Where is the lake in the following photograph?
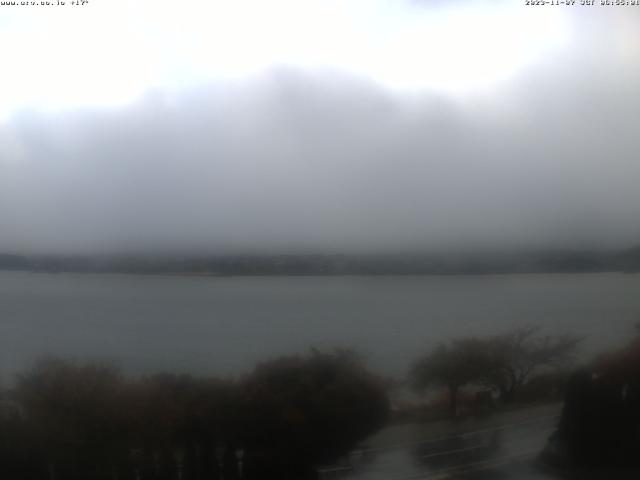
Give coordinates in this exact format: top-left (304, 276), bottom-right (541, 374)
top-left (1, 271), bottom-right (638, 381)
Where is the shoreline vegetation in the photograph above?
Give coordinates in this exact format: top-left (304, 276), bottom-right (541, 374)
top-left (2, 327), bottom-right (639, 478)
top-left (0, 350), bottom-right (390, 480)
top-left (0, 327), bottom-right (582, 479)
top-left (1, 246), bottom-right (640, 276)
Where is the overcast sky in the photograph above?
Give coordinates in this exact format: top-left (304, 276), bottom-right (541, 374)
top-left (0, 0), bottom-right (639, 255)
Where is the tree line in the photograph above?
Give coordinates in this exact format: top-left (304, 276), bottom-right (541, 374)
top-left (410, 325), bottom-right (580, 417)
top-left (2, 247), bottom-right (640, 275)
top-left (0, 350), bottom-right (389, 480)
top-left (0, 326), bottom-right (579, 480)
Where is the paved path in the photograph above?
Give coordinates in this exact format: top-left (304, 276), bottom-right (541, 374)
top-left (319, 404), bottom-right (563, 480)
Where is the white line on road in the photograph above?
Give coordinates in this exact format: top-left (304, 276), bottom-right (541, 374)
top-left (382, 449), bottom-right (539, 480)
top-left (360, 414), bottom-right (559, 454)
top-left (429, 449), bottom-right (539, 479)
top-left (419, 426), bottom-right (555, 460)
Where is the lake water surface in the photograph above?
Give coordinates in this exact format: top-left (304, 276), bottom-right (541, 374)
top-left (1, 271), bottom-right (639, 381)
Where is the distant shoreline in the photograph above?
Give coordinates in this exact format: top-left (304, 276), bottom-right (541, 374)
top-left (2, 270), bottom-right (633, 279)
top-left (1, 248), bottom-right (639, 277)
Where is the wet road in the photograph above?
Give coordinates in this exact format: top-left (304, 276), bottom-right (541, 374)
top-left (318, 404), bottom-right (562, 480)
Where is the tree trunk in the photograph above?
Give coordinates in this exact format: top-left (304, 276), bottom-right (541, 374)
top-left (500, 386), bottom-right (515, 403)
top-left (449, 385), bottom-right (459, 418)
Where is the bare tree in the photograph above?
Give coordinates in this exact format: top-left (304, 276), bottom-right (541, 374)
top-left (483, 326), bottom-right (580, 403)
top-left (410, 338), bottom-right (492, 418)
top-left (411, 327), bottom-right (580, 414)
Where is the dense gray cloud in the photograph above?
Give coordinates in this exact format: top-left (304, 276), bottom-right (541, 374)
top-left (0, 7), bottom-right (639, 255)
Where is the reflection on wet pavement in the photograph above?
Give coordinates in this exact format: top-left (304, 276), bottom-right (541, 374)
top-left (318, 406), bottom-right (560, 480)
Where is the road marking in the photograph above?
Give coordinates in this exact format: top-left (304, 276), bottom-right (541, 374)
top-left (360, 413), bottom-right (559, 454)
top-left (421, 444), bottom-right (489, 459)
top-left (321, 414), bottom-right (558, 478)
top-left (327, 426), bottom-right (556, 478)
top-left (419, 426), bottom-right (555, 460)
top-left (382, 449), bottom-right (539, 480)
top-left (429, 449), bottom-right (539, 479)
